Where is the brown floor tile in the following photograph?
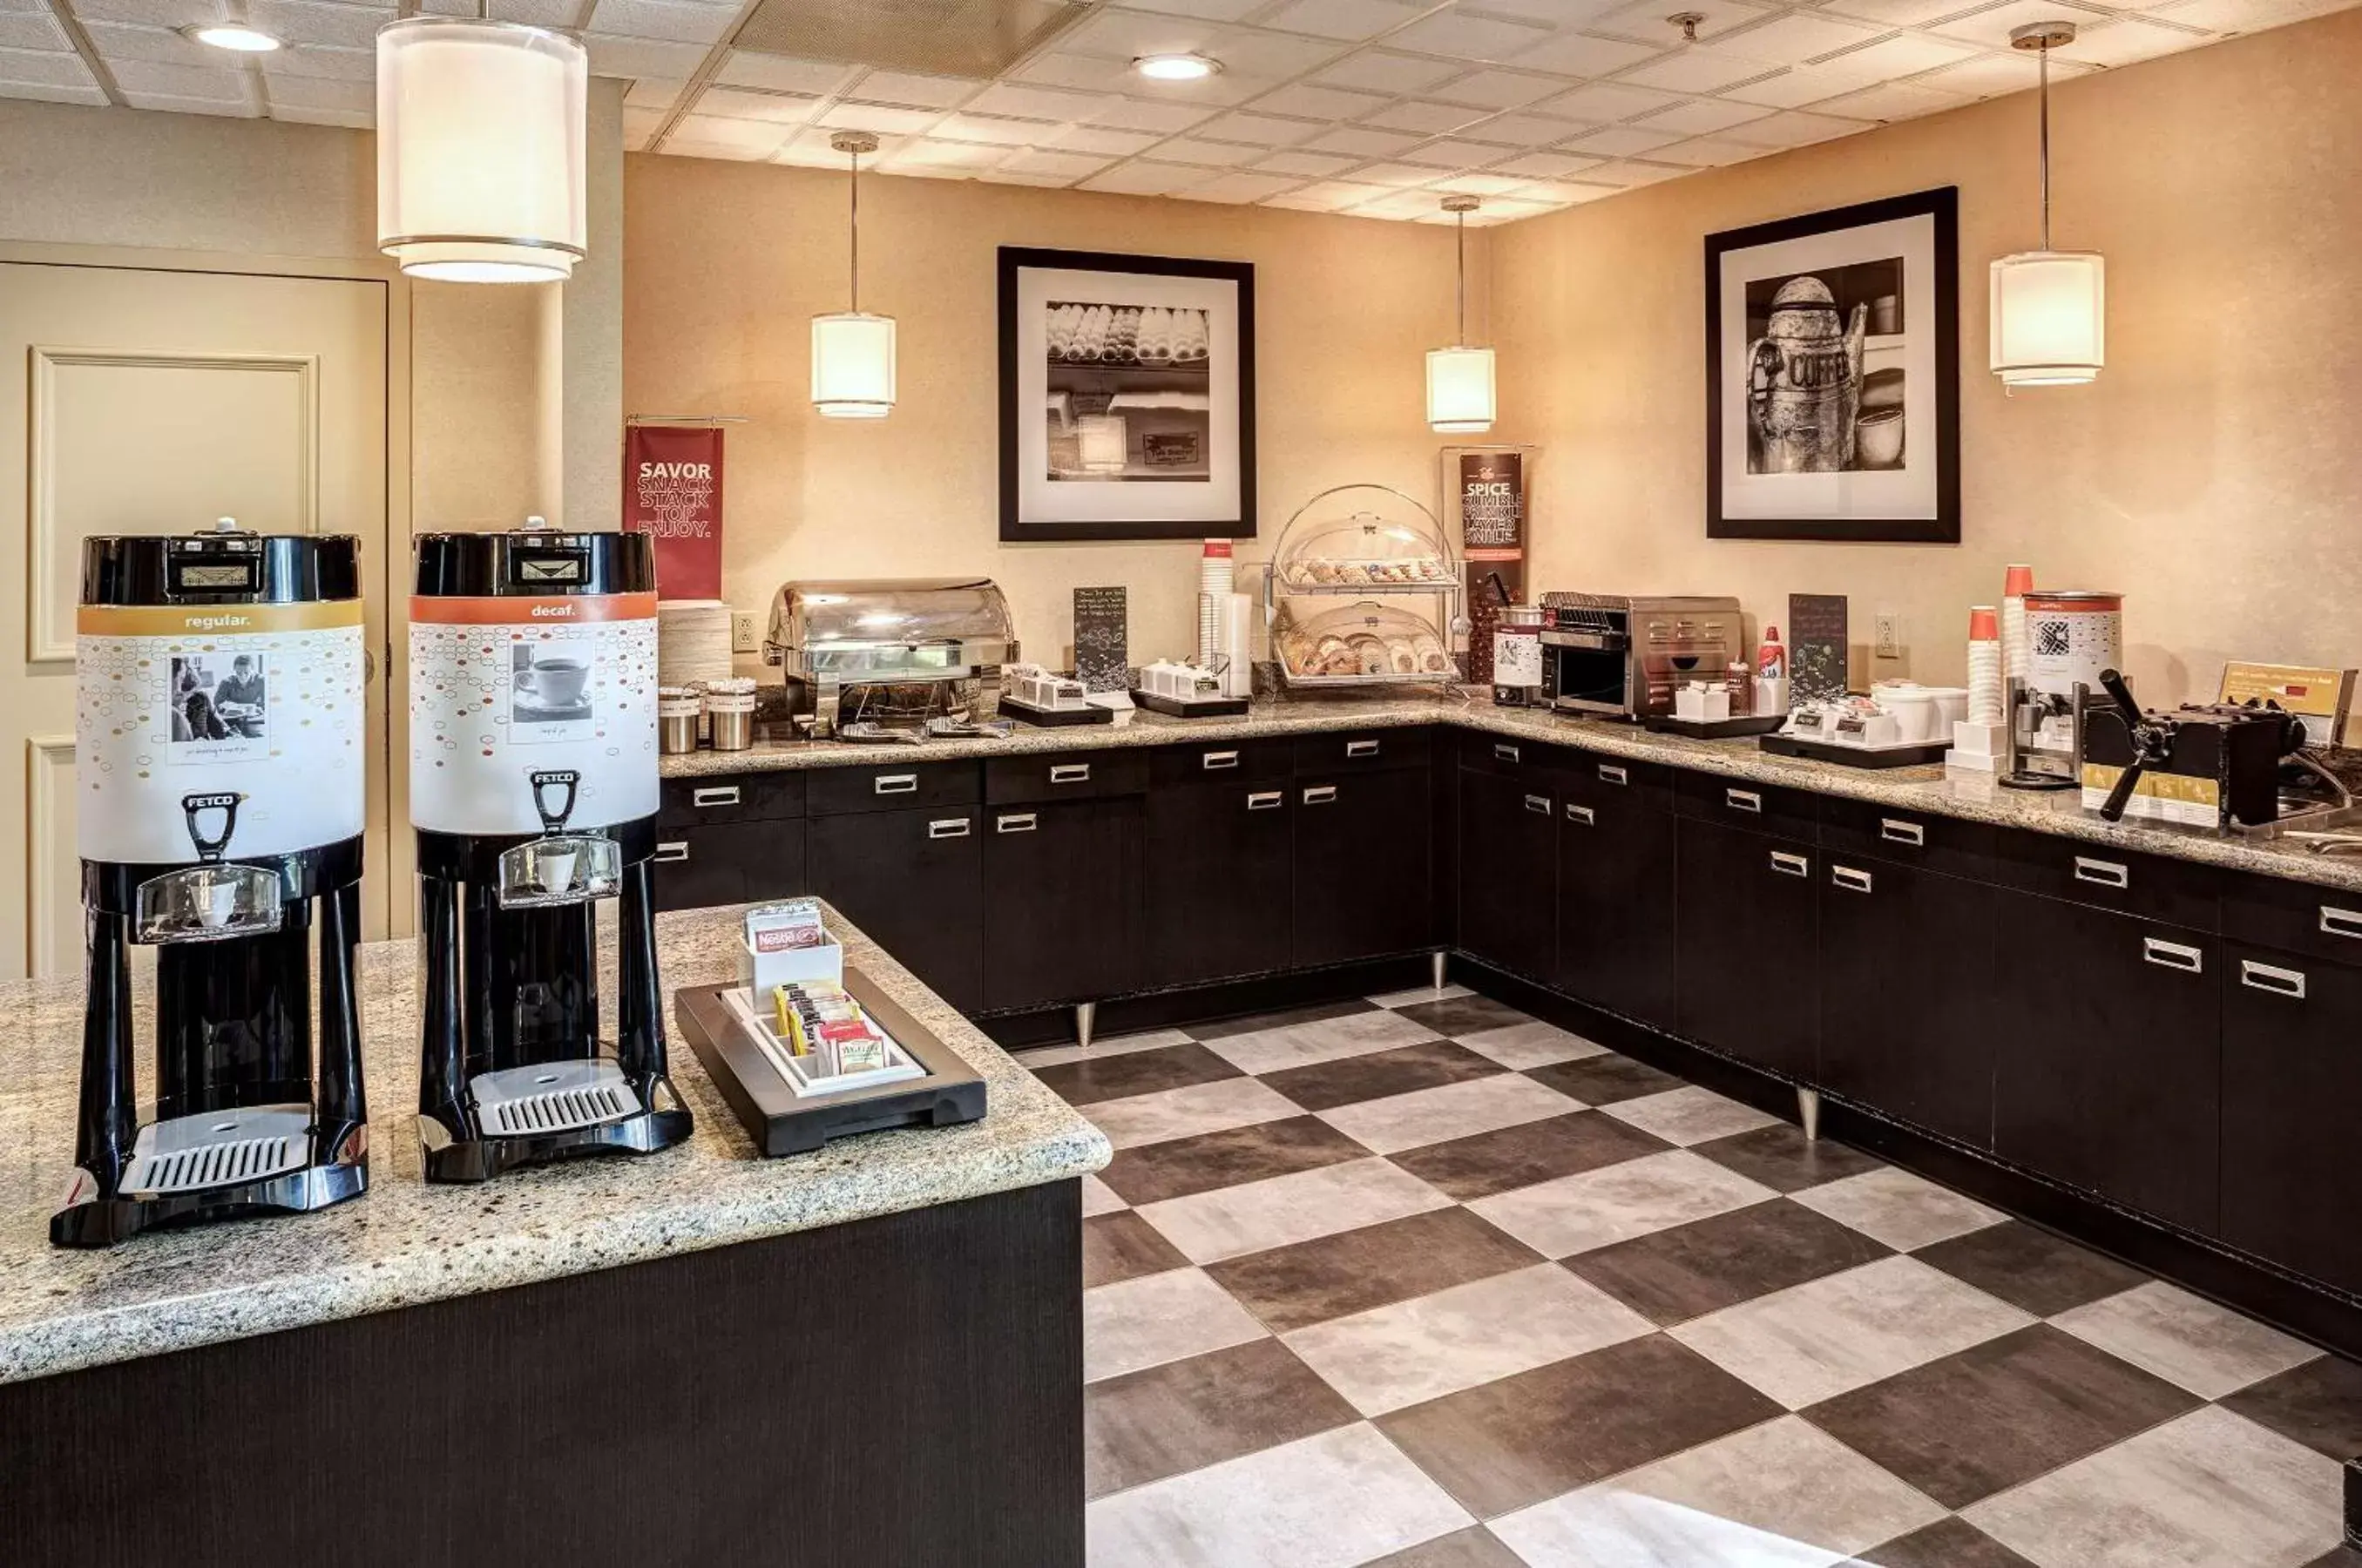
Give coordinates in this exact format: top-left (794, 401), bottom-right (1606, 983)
top-left (1377, 1333), bottom-right (1783, 1517)
top-left (1391, 1111), bottom-right (1673, 1202)
top-left (1913, 1220), bottom-right (2149, 1318)
top-left (1099, 1115), bottom-right (1371, 1206)
top-left (2222, 1355), bottom-right (2362, 1461)
top-left (1032, 1041), bottom-right (1242, 1108)
top-left (1391, 996), bottom-right (1533, 1038)
top-left (1361, 1524), bottom-right (1526, 1567)
top-left (1084, 1337), bottom-right (1357, 1499)
top-left (1566, 1196), bottom-right (1892, 1325)
top-left (1262, 1040), bottom-right (1505, 1112)
top-left (1084, 1211), bottom-right (1190, 1290)
top-left (1524, 1051), bottom-right (1686, 1106)
top-left (1851, 1515), bottom-right (2041, 1568)
top-left (1691, 1122), bottom-right (1884, 1193)
top-left (1206, 1206), bottom-right (1541, 1332)
top-left (2305, 1548), bottom-right (2362, 1568)
top-left (1189, 998), bottom-right (1377, 1041)
top-left (1804, 1322), bottom-right (2200, 1510)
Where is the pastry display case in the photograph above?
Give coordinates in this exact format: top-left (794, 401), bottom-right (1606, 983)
top-left (1266, 484), bottom-right (1463, 689)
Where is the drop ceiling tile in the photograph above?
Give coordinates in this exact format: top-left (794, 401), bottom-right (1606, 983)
top-left (624, 76), bottom-right (682, 108)
top-left (2152, 0), bottom-right (2348, 30)
top-left (1044, 123), bottom-right (1162, 154)
top-left (1716, 10), bottom-right (1888, 62)
top-left (1471, 111), bottom-right (1592, 145)
top-left (1650, 132), bottom-right (1777, 165)
top-left (666, 137), bottom-right (768, 162)
top-left (1911, 50), bottom-right (2092, 96)
top-left (109, 55), bottom-right (250, 101)
top-left (844, 68), bottom-right (986, 109)
top-left (1060, 8), bottom-right (1220, 59)
top-left (71, 0), bottom-right (209, 26)
top-left (1278, 178), bottom-right (1397, 207)
top-left (1465, 194), bottom-right (1553, 220)
top-left (1933, 0), bottom-right (2116, 47)
top-left (583, 35), bottom-right (710, 80)
top-left (487, 0), bottom-right (580, 25)
top-left (1592, 0), bottom-right (1772, 40)
top-left (1252, 146), bottom-right (1364, 174)
top-left (1008, 50), bottom-right (1130, 90)
top-left (1539, 80), bottom-right (1683, 119)
top-left (719, 53), bottom-right (863, 95)
top-left (1583, 155), bottom-right (1690, 182)
top-left (998, 148), bottom-right (1114, 178)
top-left (1205, 26), bottom-right (1350, 75)
top-left (989, 167), bottom-right (1092, 186)
top-left (1360, 98), bottom-right (1491, 132)
top-left (587, 0), bottom-right (733, 45)
top-left (1174, 169), bottom-right (1307, 202)
top-left (1251, 79), bottom-right (1388, 118)
top-left (621, 105), bottom-right (666, 148)
top-left (775, 125), bottom-right (906, 165)
top-left (1310, 48), bottom-right (1464, 91)
top-left (934, 112), bottom-right (1060, 145)
top-left (1557, 119), bottom-right (1686, 153)
top-left (1259, 188), bottom-right (1354, 210)
top-left (1136, 0), bottom-right (1268, 17)
top-left (1637, 95), bottom-right (1771, 133)
top-left (673, 112), bottom-right (794, 153)
top-left (1301, 121), bottom-right (1426, 153)
top-left (262, 43), bottom-right (375, 82)
top-left (698, 86), bottom-right (822, 122)
top-left (76, 20), bottom-right (213, 68)
top-left (1346, 159), bottom-right (1447, 185)
top-left (262, 72), bottom-right (370, 112)
top-left (1738, 106), bottom-right (1877, 143)
top-left (271, 102), bottom-right (371, 127)
top-left (1084, 95), bottom-right (1222, 132)
top-left (818, 99), bottom-right (942, 133)
top-left (1395, 134), bottom-right (1519, 167)
top-left (963, 81), bottom-right (1111, 120)
top-left (1194, 109), bottom-right (1324, 144)
top-left (2055, 15), bottom-right (2213, 62)
top-left (1260, 0), bottom-right (1428, 40)
top-left (1814, 0), bottom-right (1987, 25)
top-left (890, 138), bottom-right (1010, 170)
top-left (1618, 45), bottom-right (1777, 91)
top-left (1517, 30), bottom-right (1664, 75)
top-left (1078, 160), bottom-right (1219, 194)
top-left (1488, 148), bottom-right (1605, 175)
top-left (1810, 78), bottom-right (1970, 118)
top-left (1347, 187), bottom-right (1443, 217)
top-left (1388, 8), bottom-right (1556, 61)
top-left (1151, 134), bottom-right (1269, 165)
top-left (1820, 30), bottom-right (1985, 73)
top-left (1720, 62), bottom-right (1880, 105)
top-left (1509, 176), bottom-right (1622, 199)
top-left (0, 5), bottom-right (61, 44)
top-left (1428, 172), bottom-right (1528, 194)
top-left (1462, 0), bottom-right (1628, 22)
top-left (1428, 68), bottom-right (1570, 108)
top-left (122, 91), bottom-right (257, 116)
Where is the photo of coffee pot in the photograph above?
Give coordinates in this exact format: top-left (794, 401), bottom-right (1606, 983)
top-left (1746, 276), bottom-right (1869, 474)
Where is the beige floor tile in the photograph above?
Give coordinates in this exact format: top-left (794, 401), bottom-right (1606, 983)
top-left (1466, 1149), bottom-right (1777, 1259)
top-left (1369, 982), bottom-right (1476, 1009)
top-left (1455, 1020), bottom-right (1608, 1071)
top-left (1599, 1085), bottom-right (1782, 1148)
top-left (1082, 1173), bottom-right (1127, 1216)
top-left (2051, 1281), bottom-right (2322, 1400)
top-left (1020, 1028), bottom-right (1196, 1070)
top-left (1138, 1156), bottom-right (1453, 1264)
top-left (1085, 1266), bottom-right (1268, 1383)
top-left (1789, 1166), bottom-right (2007, 1252)
top-left (1205, 1010), bottom-right (1445, 1076)
top-left (1316, 1073), bottom-right (1584, 1156)
top-left (1090, 1076), bottom-right (1306, 1151)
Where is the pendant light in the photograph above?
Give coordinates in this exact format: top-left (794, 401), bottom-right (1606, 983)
top-left (1989, 22), bottom-right (2105, 388)
top-left (376, 12), bottom-right (586, 283)
top-left (812, 131), bottom-right (897, 420)
top-left (1426, 195), bottom-right (1496, 435)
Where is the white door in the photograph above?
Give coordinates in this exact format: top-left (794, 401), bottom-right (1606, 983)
top-left (0, 260), bottom-right (395, 978)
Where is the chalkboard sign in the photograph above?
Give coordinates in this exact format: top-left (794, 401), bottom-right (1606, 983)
top-left (1073, 586), bottom-right (1129, 693)
top-left (1789, 593), bottom-right (1849, 708)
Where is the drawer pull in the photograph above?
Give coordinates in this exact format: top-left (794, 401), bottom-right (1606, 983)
top-left (1346, 739), bottom-right (1380, 758)
top-left (1303, 786), bottom-right (1337, 805)
top-left (1770, 850), bottom-right (1809, 878)
top-left (1879, 819), bottom-right (1925, 847)
top-left (653, 841), bottom-right (689, 864)
top-left (1598, 764), bottom-right (1628, 786)
top-left (874, 774), bottom-right (918, 795)
top-left (2142, 936), bottom-right (2203, 974)
top-left (1493, 742), bottom-right (1520, 763)
top-left (1727, 787), bottom-right (1763, 814)
top-left (2241, 959), bottom-right (2306, 999)
top-left (1566, 803), bottom-right (1596, 827)
top-left (997, 813), bottom-right (1037, 835)
top-left (1049, 763), bottom-right (1091, 784)
top-left (927, 817), bottom-right (971, 840)
top-left (2074, 855), bottom-right (2129, 889)
top-left (1201, 750), bottom-right (1239, 770)
top-left (1524, 794), bottom-right (1552, 815)
top-left (1247, 791), bottom-right (1283, 811)
top-left (2321, 905), bottom-right (2362, 941)
top-left (1831, 864), bottom-right (1873, 893)
top-left (691, 786), bottom-right (741, 808)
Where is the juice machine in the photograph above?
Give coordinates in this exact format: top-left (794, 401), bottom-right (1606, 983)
top-left (409, 527), bottom-right (690, 1180)
top-left (56, 525), bottom-right (370, 1246)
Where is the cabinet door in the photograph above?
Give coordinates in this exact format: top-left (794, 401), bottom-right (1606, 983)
top-left (1990, 893), bottom-right (2219, 1232)
top-left (981, 801), bottom-right (1141, 1013)
top-left (809, 806), bottom-right (984, 1013)
top-left (1142, 782), bottom-right (1292, 989)
top-left (1817, 855), bottom-right (1996, 1146)
top-left (2221, 943), bottom-right (2362, 1294)
top-left (1454, 768), bottom-right (1557, 981)
top-left (651, 820), bottom-right (805, 914)
top-left (1296, 768), bottom-right (1433, 969)
top-left (1675, 817), bottom-right (1817, 1080)
top-left (1556, 788), bottom-right (1675, 1029)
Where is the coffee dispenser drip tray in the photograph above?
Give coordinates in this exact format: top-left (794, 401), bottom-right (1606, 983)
top-left (133, 863), bottom-right (283, 944)
top-left (469, 1059), bottom-right (644, 1138)
top-left (120, 1105), bottom-right (311, 1197)
top-left (495, 833), bottom-right (622, 910)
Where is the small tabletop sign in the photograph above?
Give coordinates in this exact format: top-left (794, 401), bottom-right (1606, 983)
top-left (1789, 593), bottom-right (1850, 708)
top-left (1073, 586), bottom-right (1129, 694)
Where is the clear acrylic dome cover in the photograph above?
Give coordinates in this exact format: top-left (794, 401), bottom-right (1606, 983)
top-left (1275, 484), bottom-right (1456, 592)
top-left (1275, 599), bottom-right (1453, 681)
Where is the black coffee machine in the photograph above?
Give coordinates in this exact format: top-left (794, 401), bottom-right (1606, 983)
top-left (409, 528), bottom-right (689, 1181)
top-left (56, 528), bottom-right (370, 1247)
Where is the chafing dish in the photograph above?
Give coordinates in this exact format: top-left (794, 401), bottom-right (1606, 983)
top-left (764, 578), bottom-right (1019, 737)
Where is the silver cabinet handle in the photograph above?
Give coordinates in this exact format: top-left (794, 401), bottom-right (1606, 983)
top-left (1727, 787), bottom-right (1763, 814)
top-left (1201, 750), bottom-right (1239, 770)
top-left (1566, 803), bottom-right (1595, 827)
top-left (2142, 936), bottom-right (2203, 973)
top-left (1303, 786), bottom-right (1337, 805)
top-left (875, 773), bottom-right (917, 795)
top-left (997, 813), bottom-right (1037, 834)
top-left (2321, 906), bottom-right (2362, 941)
top-left (927, 817), bottom-right (970, 839)
top-left (1524, 794), bottom-right (1552, 815)
top-left (654, 841), bottom-right (689, 863)
top-left (1879, 818), bottom-right (1925, 847)
top-left (2074, 855), bottom-right (2129, 889)
top-left (1247, 791), bottom-right (1283, 810)
top-left (1493, 742), bottom-right (1520, 762)
top-left (691, 785), bottom-right (741, 808)
top-left (1770, 850), bottom-right (1809, 877)
top-left (2241, 959), bottom-right (2306, 999)
top-left (1598, 764), bottom-right (1628, 786)
top-left (1831, 864), bottom-right (1873, 893)
top-left (1050, 762), bottom-right (1090, 784)
top-left (1346, 739), bottom-right (1380, 758)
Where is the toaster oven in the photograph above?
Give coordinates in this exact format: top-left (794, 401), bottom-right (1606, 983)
top-left (1538, 593), bottom-right (1743, 719)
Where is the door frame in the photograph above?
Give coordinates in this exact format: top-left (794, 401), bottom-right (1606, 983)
top-left (0, 239), bottom-right (418, 941)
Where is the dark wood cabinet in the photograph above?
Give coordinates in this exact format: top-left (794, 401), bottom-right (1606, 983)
top-left (981, 800), bottom-right (1141, 1013)
top-left (652, 821), bottom-right (806, 914)
top-left (1675, 815), bottom-right (1817, 1081)
top-left (1554, 781), bottom-right (1675, 1030)
top-left (2220, 942), bottom-right (2362, 1294)
top-left (1142, 781), bottom-right (1293, 989)
top-left (1296, 767), bottom-right (1433, 970)
top-left (1816, 854), bottom-right (1996, 1146)
top-left (808, 805), bottom-right (985, 1013)
top-left (1455, 767), bottom-right (1558, 982)
top-left (1990, 891), bottom-right (2220, 1232)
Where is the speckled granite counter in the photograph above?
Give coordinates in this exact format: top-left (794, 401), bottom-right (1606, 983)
top-left (662, 691), bottom-right (2362, 896)
top-left (0, 902), bottom-right (1109, 1386)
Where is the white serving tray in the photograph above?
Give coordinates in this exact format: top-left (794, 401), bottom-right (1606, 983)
top-left (721, 984), bottom-right (926, 1098)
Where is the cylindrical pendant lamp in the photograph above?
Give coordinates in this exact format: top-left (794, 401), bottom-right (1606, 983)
top-left (1989, 23), bottom-right (2105, 387)
top-left (813, 131), bottom-right (897, 419)
top-left (1426, 195), bottom-right (1496, 434)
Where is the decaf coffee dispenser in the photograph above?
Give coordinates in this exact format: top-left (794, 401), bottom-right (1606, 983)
top-left (409, 527), bottom-right (689, 1181)
top-left (56, 526), bottom-right (370, 1247)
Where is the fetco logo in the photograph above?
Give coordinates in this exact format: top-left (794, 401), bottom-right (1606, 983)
top-left (531, 603), bottom-right (575, 618)
top-left (184, 612), bottom-right (252, 631)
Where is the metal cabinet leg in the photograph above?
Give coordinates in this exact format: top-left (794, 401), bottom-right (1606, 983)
top-left (1431, 950), bottom-right (1448, 990)
top-left (1797, 1087), bottom-right (1822, 1143)
top-left (1074, 1001), bottom-right (1097, 1051)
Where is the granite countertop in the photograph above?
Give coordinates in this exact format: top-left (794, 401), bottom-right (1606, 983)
top-left (0, 902), bottom-right (1110, 1386)
top-left (663, 689), bottom-right (2362, 896)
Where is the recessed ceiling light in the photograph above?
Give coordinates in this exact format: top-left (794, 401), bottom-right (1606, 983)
top-left (180, 22), bottom-right (282, 52)
top-left (1133, 53), bottom-right (1219, 82)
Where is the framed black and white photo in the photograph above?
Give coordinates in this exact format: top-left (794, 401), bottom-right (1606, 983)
top-left (998, 247), bottom-right (1256, 543)
top-left (1706, 188), bottom-right (1959, 544)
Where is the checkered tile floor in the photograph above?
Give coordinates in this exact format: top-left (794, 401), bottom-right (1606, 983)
top-left (1023, 985), bottom-right (2362, 1568)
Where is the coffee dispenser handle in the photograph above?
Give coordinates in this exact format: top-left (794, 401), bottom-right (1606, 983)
top-left (528, 769), bottom-right (581, 834)
top-left (179, 791), bottom-right (244, 862)
top-left (2095, 669), bottom-right (2173, 823)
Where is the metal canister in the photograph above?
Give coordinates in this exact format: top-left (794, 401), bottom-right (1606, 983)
top-left (1492, 605), bottom-right (1546, 706)
top-left (658, 686), bottom-right (700, 754)
top-left (2021, 591), bottom-right (2123, 699)
top-left (705, 677), bottom-right (757, 751)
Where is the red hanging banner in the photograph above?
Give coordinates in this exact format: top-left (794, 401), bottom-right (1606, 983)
top-left (622, 423), bottom-right (725, 599)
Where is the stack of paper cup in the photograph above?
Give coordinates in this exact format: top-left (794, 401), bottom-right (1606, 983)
top-left (1198, 540), bottom-right (1234, 667)
top-left (2000, 564), bottom-right (2034, 694)
top-left (657, 598), bottom-right (735, 690)
top-left (1966, 605), bottom-right (2004, 724)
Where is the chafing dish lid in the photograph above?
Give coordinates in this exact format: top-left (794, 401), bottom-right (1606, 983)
top-left (769, 578), bottom-right (1017, 663)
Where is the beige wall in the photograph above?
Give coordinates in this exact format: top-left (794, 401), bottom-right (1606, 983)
top-left (1493, 10), bottom-right (2362, 726)
top-left (625, 156), bottom-right (1489, 665)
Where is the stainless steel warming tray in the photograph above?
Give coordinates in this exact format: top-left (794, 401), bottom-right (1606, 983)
top-left (764, 578), bottom-right (1019, 735)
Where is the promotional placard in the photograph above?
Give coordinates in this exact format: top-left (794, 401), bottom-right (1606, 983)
top-left (1444, 447), bottom-right (1533, 686)
top-left (1073, 586), bottom-right (1129, 693)
top-left (623, 423), bottom-right (725, 599)
top-left (1788, 592), bottom-right (1851, 708)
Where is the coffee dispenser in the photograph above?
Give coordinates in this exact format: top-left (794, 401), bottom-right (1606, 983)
top-left (56, 526), bottom-right (370, 1247)
top-left (409, 527), bottom-right (689, 1181)
top-left (2002, 590), bottom-right (2123, 790)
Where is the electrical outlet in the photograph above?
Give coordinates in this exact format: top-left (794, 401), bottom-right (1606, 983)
top-left (1873, 612), bottom-right (1902, 660)
top-left (730, 612), bottom-right (757, 654)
